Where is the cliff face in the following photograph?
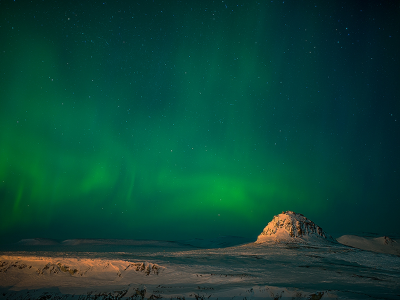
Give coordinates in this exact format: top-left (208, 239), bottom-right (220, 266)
top-left (256, 211), bottom-right (336, 244)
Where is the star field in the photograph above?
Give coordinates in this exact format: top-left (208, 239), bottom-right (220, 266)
top-left (0, 1), bottom-right (399, 242)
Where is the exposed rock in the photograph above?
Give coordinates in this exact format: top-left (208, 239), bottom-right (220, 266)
top-left (256, 211), bottom-right (336, 244)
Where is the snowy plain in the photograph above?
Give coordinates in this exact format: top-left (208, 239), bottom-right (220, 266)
top-left (1, 236), bottom-right (399, 300)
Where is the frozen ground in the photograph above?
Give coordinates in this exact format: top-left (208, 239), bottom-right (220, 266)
top-left (1, 239), bottom-right (399, 300)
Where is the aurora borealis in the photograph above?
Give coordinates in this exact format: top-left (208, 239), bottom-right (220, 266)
top-left (0, 1), bottom-right (399, 243)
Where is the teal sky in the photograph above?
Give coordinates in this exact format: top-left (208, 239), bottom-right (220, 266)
top-left (1, 1), bottom-right (399, 243)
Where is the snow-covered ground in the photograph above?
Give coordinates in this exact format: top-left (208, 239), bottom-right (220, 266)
top-left (1, 212), bottom-right (399, 299)
top-left (1, 240), bottom-right (399, 300)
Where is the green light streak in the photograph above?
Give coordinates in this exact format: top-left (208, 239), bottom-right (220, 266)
top-left (1, 1), bottom-right (397, 241)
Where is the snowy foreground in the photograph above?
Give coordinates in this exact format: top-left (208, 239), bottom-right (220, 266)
top-left (1, 240), bottom-right (399, 300)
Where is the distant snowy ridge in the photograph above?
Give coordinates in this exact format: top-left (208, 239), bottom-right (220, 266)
top-left (17, 238), bottom-right (60, 245)
top-left (15, 237), bottom-right (251, 249)
top-left (15, 238), bottom-right (190, 248)
top-left (337, 235), bottom-right (400, 256)
top-left (61, 239), bottom-right (186, 247)
top-left (256, 211), bottom-right (336, 244)
top-left (179, 236), bottom-right (253, 248)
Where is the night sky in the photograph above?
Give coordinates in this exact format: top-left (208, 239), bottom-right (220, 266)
top-left (0, 1), bottom-right (399, 244)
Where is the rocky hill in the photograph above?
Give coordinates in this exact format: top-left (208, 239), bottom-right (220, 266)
top-left (256, 211), bottom-right (336, 244)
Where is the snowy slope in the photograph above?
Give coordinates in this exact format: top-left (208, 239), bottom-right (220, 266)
top-left (256, 211), bottom-right (336, 244)
top-left (337, 235), bottom-right (400, 256)
top-left (1, 241), bottom-right (399, 300)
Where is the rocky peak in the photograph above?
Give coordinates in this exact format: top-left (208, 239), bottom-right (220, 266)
top-left (256, 211), bottom-right (336, 244)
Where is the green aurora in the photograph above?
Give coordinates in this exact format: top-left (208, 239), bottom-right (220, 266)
top-left (0, 1), bottom-right (399, 242)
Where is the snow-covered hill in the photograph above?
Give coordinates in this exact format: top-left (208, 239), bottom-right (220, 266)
top-left (337, 235), bottom-right (400, 256)
top-left (256, 211), bottom-right (336, 244)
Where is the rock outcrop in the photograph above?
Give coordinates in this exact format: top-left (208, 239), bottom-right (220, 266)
top-left (256, 211), bottom-right (336, 244)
